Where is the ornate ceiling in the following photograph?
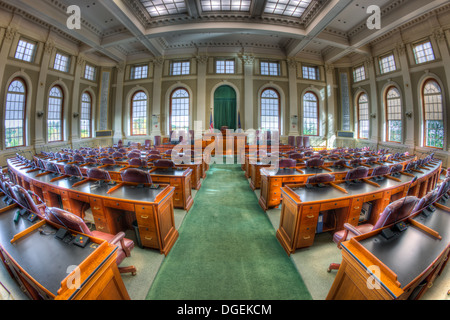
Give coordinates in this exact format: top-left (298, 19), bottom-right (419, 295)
top-left (1, 0), bottom-right (449, 64)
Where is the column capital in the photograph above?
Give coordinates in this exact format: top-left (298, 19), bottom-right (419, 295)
top-left (239, 52), bottom-right (255, 65)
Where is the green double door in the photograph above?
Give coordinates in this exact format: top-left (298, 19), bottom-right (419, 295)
top-left (214, 85), bottom-right (237, 130)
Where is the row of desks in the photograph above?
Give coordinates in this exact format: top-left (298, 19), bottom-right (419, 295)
top-left (0, 200), bottom-right (130, 300)
top-left (327, 193), bottom-right (450, 300)
top-left (276, 158), bottom-right (441, 254)
top-left (8, 158), bottom-right (179, 255)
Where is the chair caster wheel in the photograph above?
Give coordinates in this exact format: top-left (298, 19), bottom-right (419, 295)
top-left (132, 271), bottom-right (137, 276)
top-left (327, 268), bottom-right (331, 273)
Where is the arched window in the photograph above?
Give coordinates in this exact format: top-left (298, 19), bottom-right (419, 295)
top-left (385, 87), bottom-right (402, 143)
top-left (170, 88), bottom-right (190, 132)
top-left (422, 79), bottom-right (444, 148)
top-left (303, 92), bottom-right (319, 136)
top-left (48, 86), bottom-right (63, 142)
top-left (357, 93), bottom-right (369, 139)
top-left (260, 88), bottom-right (280, 132)
top-left (80, 92), bottom-right (92, 139)
top-left (131, 91), bottom-right (148, 136)
top-left (5, 79), bottom-right (26, 148)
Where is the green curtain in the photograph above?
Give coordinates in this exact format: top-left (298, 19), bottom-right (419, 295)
top-left (214, 85), bottom-right (237, 130)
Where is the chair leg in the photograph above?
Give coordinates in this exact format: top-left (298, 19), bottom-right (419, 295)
top-left (327, 263), bottom-right (340, 272)
top-left (119, 266), bottom-right (137, 276)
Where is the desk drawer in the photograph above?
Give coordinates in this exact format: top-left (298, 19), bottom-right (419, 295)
top-left (103, 199), bottom-right (135, 211)
top-left (139, 227), bottom-right (159, 249)
top-left (320, 200), bottom-right (350, 211)
top-left (391, 186), bottom-right (405, 195)
top-left (364, 193), bottom-right (382, 202)
top-left (170, 178), bottom-right (183, 191)
top-left (173, 192), bottom-right (184, 207)
top-left (69, 192), bottom-right (89, 203)
top-left (93, 216), bottom-right (109, 233)
top-left (46, 185), bottom-right (61, 195)
top-left (151, 176), bottom-right (170, 184)
top-left (297, 227), bottom-right (315, 248)
top-left (90, 198), bottom-right (105, 217)
top-left (135, 205), bottom-right (155, 228)
top-left (283, 176), bottom-right (306, 184)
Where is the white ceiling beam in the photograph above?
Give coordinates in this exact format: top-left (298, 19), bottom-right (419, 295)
top-left (286, 0), bottom-right (354, 57)
top-left (324, 0), bottom-right (449, 63)
top-left (3, 0), bottom-right (126, 62)
top-left (97, 0), bottom-right (163, 57)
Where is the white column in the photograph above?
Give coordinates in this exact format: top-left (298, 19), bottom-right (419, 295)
top-left (113, 62), bottom-right (125, 142)
top-left (287, 58), bottom-right (299, 137)
top-left (196, 55), bottom-right (208, 133)
top-left (151, 57), bottom-right (163, 137)
top-left (0, 27), bottom-right (15, 150)
top-left (70, 55), bottom-right (84, 141)
top-left (396, 44), bottom-right (415, 147)
top-left (325, 64), bottom-right (337, 148)
top-left (366, 58), bottom-right (380, 143)
top-left (435, 29), bottom-right (450, 152)
top-left (241, 53), bottom-right (254, 130)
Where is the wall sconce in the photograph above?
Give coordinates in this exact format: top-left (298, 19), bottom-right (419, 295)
top-left (37, 111), bottom-right (44, 118)
top-left (73, 112), bottom-right (79, 118)
top-left (405, 111), bottom-right (413, 118)
top-left (370, 113), bottom-right (376, 119)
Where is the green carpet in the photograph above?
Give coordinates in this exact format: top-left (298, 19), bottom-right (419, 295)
top-left (146, 164), bottom-right (312, 300)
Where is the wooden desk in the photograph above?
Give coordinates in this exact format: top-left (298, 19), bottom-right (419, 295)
top-left (276, 160), bottom-right (442, 254)
top-left (0, 203), bottom-right (129, 300)
top-left (259, 157), bottom-right (417, 211)
top-left (326, 198), bottom-right (450, 300)
top-left (37, 156), bottom-right (194, 212)
top-left (8, 159), bottom-right (179, 255)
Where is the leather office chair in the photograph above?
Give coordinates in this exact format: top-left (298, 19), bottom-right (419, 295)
top-left (112, 152), bottom-right (124, 159)
top-left (413, 190), bottom-right (438, 213)
top-left (118, 148), bottom-right (127, 154)
top-left (303, 136), bottom-right (311, 149)
top-left (153, 159), bottom-right (175, 169)
top-left (72, 154), bottom-right (85, 163)
top-left (345, 167), bottom-right (369, 182)
top-left (45, 161), bottom-right (60, 173)
top-left (350, 159), bottom-right (362, 167)
top-left (279, 159), bottom-right (297, 169)
top-left (289, 153), bottom-right (304, 161)
top-left (144, 140), bottom-right (151, 150)
top-left (120, 168), bottom-right (152, 184)
top-left (305, 158), bottom-right (324, 169)
top-left (87, 168), bottom-right (111, 181)
top-left (306, 173), bottom-right (335, 185)
top-left (296, 136), bottom-right (304, 150)
top-left (390, 163), bottom-right (404, 177)
top-left (147, 154), bottom-right (162, 162)
top-left (16, 186), bottom-right (47, 218)
top-left (46, 207), bottom-right (136, 275)
top-left (328, 196), bottom-right (419, 272)
top-left (101, 157), bottom-right (116, 165)
top-left (63, 164), bottom-right (84, 178)
top-left (127, 152), bottom-right (141, 159)
top-left (128, 158), bottom-right (147, 167)
top-left (117, 140), bottom-right (123, 148)
top-left (153, 135), bottom-right (161, 147)
top-left (333, 160), bottom-right (348, 169)
top-left (148, 150), bottom-right (160, 155)
top-left (371, 165), bottom-right (390, 178)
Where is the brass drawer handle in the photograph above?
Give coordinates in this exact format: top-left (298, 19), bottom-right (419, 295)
top-left (144, 236), bottom-right (153, 241)
top-left (140, 215), bottom-right (149, 219)
top-left (175, 198), bottom-right (180, 201)
top-left (97, 226), bottom-right (104, 230)
top-left (93, 207), bottom-right (100, 210)
top-left (303, 236), bottom-right (311, 240)
top-left (354, 207), bottom-right (360, 210)
top-left (306, 215), bottom-right (314, 219)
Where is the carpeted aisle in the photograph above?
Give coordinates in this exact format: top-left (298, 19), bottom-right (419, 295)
top-left (146, 163), bottom-right (312, 300)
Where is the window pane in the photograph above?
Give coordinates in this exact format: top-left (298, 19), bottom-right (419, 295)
top-left (15, 40), bottom-right (36, 62)
top-left (54, 53), bottom-right (70, 72)
top-left (386, 88), bottom-right (402, 142)
top-left (84, 65), bottom-right (96, 81)
top-left (171, 61), bottom-right (190, 75)
top-left (413, 41), bottom-right (435, 64)
top-left (80, 93), bottom-right (92, 138)
top-left (131, 91), bottom-right (147, 135)
top-left (302, 66), bottom-right (319, 80)
top-left (358, 94), bottom-right (369, 139)
top-left (379, 54), bottom-right (396, 74)
top-left (5, 80), bottom-right (26, 147)
top-left (171, 89), bottom-right (190, 132)
top-left (261, 89), bottom-right (279, 131)
top-left (303, 92), bottom-right (318, 136)
top-left (261, 61), bottom-right (280, 76)
top-left (264, 0), bottom-right (313, 17)
top-left (48, 86), bottom-right (63, 142)
top-left (423, 80), bottom-right (444, 148)
top-left (353, 65), bottom-right (366, 82)
top-left (216, 59), bottom-right (235, 74)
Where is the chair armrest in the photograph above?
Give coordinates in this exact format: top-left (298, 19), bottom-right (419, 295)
top-left (109, 231), bottom-right (125, 246)
top-left (343, 223), bottom-right (363, 236)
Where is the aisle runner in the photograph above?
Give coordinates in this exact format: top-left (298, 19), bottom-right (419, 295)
top-left (146, 164), bottom-right (312, 300)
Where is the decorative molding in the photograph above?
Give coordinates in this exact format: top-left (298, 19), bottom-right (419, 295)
top-left (4, 26), bottom-right (17, 41)
top-left (238, 53), bottom-right (255, 65)
top-left (44, 40), bottom-right (55, 55)
top-left (152, 56), bottom-right (165, 67)
top-left (195, 55), bottom-right (208, 65)
top-left (286, 58), bottom-right (297, 68)
top-left (432, 27), bottom-right (446, 43)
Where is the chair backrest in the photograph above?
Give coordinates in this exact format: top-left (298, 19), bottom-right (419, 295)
top-left (153, 159), bottom-right (175, 168)
top-left (129, 158), bottom-right (147, 167)
top-left (117, 140), bottom-right (123, 147)
top-left (112, 152), bottom-right (123, 158)
top-left (334, 159), bottom-right (347, 168)
top-left (45, 161), bottom-right (60, 173)
top-left (120, 168), bottom-right (152, 184)
top-left (118, 148), bottom-right (127, 153)
top-left (307, 174), bottom-right (335, 184)
top-left (350, 159), bottom-right (361, 166)
top-left (46, 207), bottom-right (92, 235)
top-left (279, 159), bottom-right (297, 169)
top-left (148, 150), bottom-right (160, 155)
top-left (345, 167), bottom-right (369, 181)
top-left (144, 139), bottom-right (151, 148)
top-left (303, 136), bottom-right (310, 148)
top-left (371, 165), bottom-right (390, 177)
top-left (87, 168), bottom-right (111, 181)
top-left (305, 158), bottom-right (324, 168)
top-left (389, 164), bottom-right (403, 175)
top-left (73, 154), bottom-right (85, 162)
top-left (289, 153), bottom-right (303, 160)
top-left (413, 190), bottom-right (438, 213)
top-left (16, 186), bottom-right (46, 218)
top-left (296, 136), bottom-right (304, 148)
top-left (101, 157), bottom-right (115, 165)
top-left (99, 153), bottom-right (110, 158)
top-left (4, 182), bottom-right (20, 201)
top-left (147, 154), bottom-right (162, 161)
top-left (85, 157), bottom-right (97, 164)
top-left (373, 196), bottom-right (419, 230)
top-left (127, 152), bottom-right (141, 159)
top-left (63, 164), bottom-right (83, 177)
top-left (288, 136), bottom-right (295, 147)
top-left (436, 178), bottom-right (450, 199)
